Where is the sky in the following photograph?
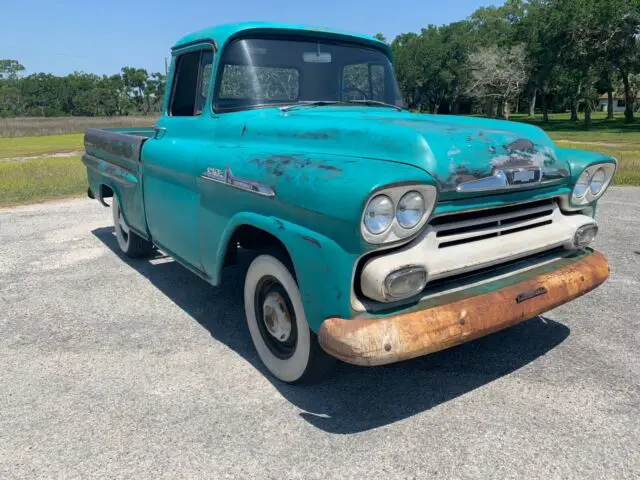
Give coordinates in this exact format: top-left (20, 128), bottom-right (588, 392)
top-left (1, 0), bottom-right (496, 76)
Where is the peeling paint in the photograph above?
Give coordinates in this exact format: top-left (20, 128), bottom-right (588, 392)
top-left (85, 128), bottom-right (142, 161)
top-left (250, 154), bottom-right (342, 179)
top-left (505, 138), bottom-right (536, 153)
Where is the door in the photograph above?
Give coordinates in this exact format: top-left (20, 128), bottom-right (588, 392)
top-left (141, 46), bottom-right (214, 270)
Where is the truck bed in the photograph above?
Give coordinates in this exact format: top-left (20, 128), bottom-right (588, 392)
top-left (84, 127), bottom-right (154, 164)
top-left (82, 127), bottom-right (155, 238)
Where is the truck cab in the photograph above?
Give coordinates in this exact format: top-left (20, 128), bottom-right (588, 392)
top-left (83, 22), bottom-right (614, 383)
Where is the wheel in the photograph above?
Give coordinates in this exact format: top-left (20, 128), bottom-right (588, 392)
top-left (112, 196), bottom-right (153, 258)
top-left (244, 253), bottom-right (335, 383)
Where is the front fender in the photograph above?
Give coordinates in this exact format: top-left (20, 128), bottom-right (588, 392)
top-left (555, 148), bottom-right (617, 211)
top-left (210, 212), bottom-right (357, 332)
top-left (556, 147), bottom-right (617, 183)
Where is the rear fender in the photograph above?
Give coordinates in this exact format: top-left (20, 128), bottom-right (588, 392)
top-left (83, 154), bottom-right (149, 240)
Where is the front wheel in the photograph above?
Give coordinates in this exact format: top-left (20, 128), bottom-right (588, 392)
top-left (112, 196), bottom-right (153, 258)
top-left (244, 253), bottom-right (334, 383)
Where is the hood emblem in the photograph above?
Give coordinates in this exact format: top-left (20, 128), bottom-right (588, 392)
top-left (456, 167), bottom-right (542, 193)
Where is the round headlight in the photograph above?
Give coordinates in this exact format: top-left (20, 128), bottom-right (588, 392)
top-left (573, 169), bottom-right (591, 199)
top-left (396, 191), bottom-right (425, 229)
top-left (364, 195), bottom-right (394, 234)
top-left (589, 168), bottom-right (606, 195)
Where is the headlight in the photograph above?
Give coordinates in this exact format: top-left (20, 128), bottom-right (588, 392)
top-left (573, 170), bottom-right (591, 199)
top-left (396, 191), bottom-right (425, 229)
top-left (589, 168), bottom-right (605, 195)
top-left (571, 162), bottom-right (616, 207)
top-left (363, 195), bottom-right (394, 234)
top-left (361, 184), bottom-right (438, 244)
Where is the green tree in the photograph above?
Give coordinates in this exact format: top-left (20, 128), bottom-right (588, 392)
top-left (373, 33), bottom-right (387, 43)
top-left (0, 59), bottom-right (25, 79)
top-left (121, 67), bottom-right (150, 114)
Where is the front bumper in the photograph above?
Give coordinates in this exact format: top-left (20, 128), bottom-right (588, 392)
top-left (319, 249), bottom-right (609, 366)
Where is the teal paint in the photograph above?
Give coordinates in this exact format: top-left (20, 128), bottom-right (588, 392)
top-left (83, 23), bottom-right (616, 332)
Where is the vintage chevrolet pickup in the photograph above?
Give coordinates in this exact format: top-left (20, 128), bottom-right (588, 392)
top-left (83, 22), bottom-right (615, 383)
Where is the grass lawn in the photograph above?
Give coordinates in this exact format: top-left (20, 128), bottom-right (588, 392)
top-left (510, 112), bottom-right (640, 185)
top-left (0, 156), bottom-right (87, 207)
top-left (0, 134), bottom-right (83, 159)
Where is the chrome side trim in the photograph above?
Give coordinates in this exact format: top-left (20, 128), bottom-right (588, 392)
top-left (200, 166), bottom-right (275, 198)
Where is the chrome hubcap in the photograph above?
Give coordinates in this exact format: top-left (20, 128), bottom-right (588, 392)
top-left (262, 292), bottom-right (292, 342)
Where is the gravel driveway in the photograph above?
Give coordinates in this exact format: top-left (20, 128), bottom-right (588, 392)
top-left (1, 188), bottom-right (638, 479)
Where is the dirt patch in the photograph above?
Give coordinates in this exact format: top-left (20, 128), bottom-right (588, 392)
top-left (555, 140), bottom-right (627, 148)
top-left (0, 150), bottom-right (83, 163)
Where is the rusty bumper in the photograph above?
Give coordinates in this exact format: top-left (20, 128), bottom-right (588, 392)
top-left (318, 250), bottom-right (609, 366)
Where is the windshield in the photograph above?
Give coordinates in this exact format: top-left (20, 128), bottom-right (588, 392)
top-left (213, 37), bottom-right (404, 111)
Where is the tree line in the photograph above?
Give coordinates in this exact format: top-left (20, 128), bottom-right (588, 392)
top-left (378, 0), bottom-right (640, 124)
top-left (2, 0), bottom-right (639, 124)
top-left (0, 60), bottom-right (166, 117)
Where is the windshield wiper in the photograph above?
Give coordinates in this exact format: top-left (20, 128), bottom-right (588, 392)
top-left (280, 99), bottom-right (404, 112)
top-left (280, 101), bottom-right (339, 112)
top-left (344, 99), bottom-right (403, 111)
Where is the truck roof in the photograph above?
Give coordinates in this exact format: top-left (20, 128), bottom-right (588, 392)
top-left (172, 21), bottom-right (391, 57)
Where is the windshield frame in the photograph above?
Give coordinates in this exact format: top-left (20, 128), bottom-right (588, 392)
top-left (211, 34), bottom-right (401, 114)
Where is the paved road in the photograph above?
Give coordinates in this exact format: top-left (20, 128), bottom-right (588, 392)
top-left (1, 188), bottom-right (638, 479)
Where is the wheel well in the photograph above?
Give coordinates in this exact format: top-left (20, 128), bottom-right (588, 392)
top-left (100, 184), bottom-right (114, 199)
top-left (224, 224), bottom-right (295, 276)
top-left (96, 184), bottom-right (114, 207)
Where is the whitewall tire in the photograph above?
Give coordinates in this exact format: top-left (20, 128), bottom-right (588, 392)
top-left (112, 196), bottom-right (153, 258)
top-left (244, 253), bottom-right (334, 383)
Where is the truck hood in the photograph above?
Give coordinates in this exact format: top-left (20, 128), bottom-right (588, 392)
top-left (233, 107), bottom-right (571, 199)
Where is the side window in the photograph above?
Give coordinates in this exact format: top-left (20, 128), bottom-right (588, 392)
top-left (169, 50), bottom-right (214, 116)
top-left (342, 63), bottom-right (385, 101)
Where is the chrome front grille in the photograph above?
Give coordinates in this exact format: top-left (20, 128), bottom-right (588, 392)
top-left (429, 199), bottom-right (556, 249)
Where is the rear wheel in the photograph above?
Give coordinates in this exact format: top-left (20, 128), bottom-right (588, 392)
top-left (112, 196), bottom-right (153, 258)
top-left (244, 253), bottom-right (334, 383)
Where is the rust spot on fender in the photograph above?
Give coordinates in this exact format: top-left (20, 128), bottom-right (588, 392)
top-left (299, 234), bottom-right (321, 249)
top-left (317, 164), bottom-right (340, 172)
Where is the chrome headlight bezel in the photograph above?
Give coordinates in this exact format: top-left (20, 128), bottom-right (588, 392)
top-left (361, 184), bottom-right (438, 244)
top-left (570, 162), bottom-right (616, 207)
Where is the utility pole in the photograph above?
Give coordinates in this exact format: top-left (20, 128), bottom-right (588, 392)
top-left (164, 57), bottom-right (168, 77)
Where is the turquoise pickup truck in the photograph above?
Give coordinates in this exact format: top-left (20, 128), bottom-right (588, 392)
top-left (83, 22), bottom-right (615, 383)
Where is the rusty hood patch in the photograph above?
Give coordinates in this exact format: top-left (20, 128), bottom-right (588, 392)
top-left (232, 108), bottom-right (571, 197)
